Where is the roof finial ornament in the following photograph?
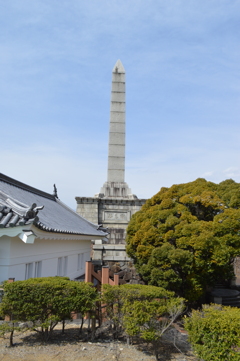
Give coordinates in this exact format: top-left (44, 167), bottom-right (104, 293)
top-left (25, 203), bottom-right (44, 219)
top-left (53, 184), bottom-right (58, 198)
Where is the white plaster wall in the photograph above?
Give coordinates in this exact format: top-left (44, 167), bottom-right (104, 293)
top-left (0, 236), bottom-right (11, 283)
top-left (0, 235), bottom-right (91, 283)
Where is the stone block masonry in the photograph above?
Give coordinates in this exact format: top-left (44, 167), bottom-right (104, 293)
top-left (76, 196), bottom-right (145, 245)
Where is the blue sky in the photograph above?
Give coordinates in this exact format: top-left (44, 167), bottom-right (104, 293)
top-left (1, 1), bottom-right (240, 209)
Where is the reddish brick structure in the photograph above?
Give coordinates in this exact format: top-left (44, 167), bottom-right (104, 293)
top-left (85, 261), bottom-right (119, 286)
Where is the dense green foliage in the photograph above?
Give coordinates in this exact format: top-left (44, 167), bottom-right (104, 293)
top-left (0, 280), bottom-right (183, 354)
top-left (102, 284), bottom-right (184, 359)
top-left (102, 284), bottom-right (173, 335)
top-left (122, 297), bottom-right (184, 341)
top-left (103, 283), bottom-right (174, 304)
top-left (185, 304), bottom-right (240, 361)
top-left (0, 277), bottom-right (98, 341)
top-left (126, 178), bottom-right (240, 302)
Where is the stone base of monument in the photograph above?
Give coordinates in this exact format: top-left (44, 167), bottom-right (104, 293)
top-left (92, 243), bottom-right (130, 262)
top-left (91, 240), bottom-right (144, 285)
top-left (92, 259), bottom-right (144, 285)
top-left (76, 196), bottom-right (146, 245)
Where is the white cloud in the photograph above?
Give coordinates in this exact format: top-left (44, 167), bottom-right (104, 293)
top-left (223, 167), bottom-right (239, 173)
top-left (201, 171), bottom-right (214, 177)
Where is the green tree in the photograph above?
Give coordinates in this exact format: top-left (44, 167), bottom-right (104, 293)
top-left (102, 284), bottom-right (184, 359)
top-left (126, 178), bottom-right (240, 302)
top-left (102, 283), bottom-right (176, 338)
top-left (123, 297), bottom-right (184, 360)
top-left (0, 277), bottom-right (98, 342)
top-left (185, 304), bottom-right (240, 361)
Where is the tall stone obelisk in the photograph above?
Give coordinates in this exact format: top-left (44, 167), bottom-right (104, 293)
top-left (100, 59), bottom-right (133, 198)
top-left (108, 59), bottom-right (125, 183)
top-left (76, 60), bottom-right (146, 246)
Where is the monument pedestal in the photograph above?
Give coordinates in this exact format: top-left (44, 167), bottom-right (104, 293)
top-left (76, 195), bottom-right (145, 244)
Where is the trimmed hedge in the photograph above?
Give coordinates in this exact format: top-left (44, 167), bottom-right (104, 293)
top-left (185, 304), bottom-right (240, 361)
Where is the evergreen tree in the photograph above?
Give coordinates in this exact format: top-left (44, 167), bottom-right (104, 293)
top-left (126, 178), bottom-right (240, 302)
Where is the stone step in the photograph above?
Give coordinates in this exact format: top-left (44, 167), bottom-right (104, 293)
top-left (222, 303), bottom-right (240, 308)
top-left (222, 295), bottom-right (240, 301)
top-left (222, 299), bottom-right (240, 305)
top-left (211, 288), bottom-right (240, 307)
top-left (222, 295), bottom-right (240, 307)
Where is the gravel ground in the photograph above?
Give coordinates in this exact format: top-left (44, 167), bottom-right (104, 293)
top-left (0, 322), bottom-right (198, 361)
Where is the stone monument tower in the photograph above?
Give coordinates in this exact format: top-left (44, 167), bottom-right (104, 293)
top-left (76, 60), bottom-right (145, 250)
top-left (100, 59), bottom-right (132, 199)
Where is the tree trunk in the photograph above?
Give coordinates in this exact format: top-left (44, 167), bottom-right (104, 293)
top-left (91, 317), bottom-right (96, 341)
top-left (9, 329), bottom-right (14, 347)
top-left (62, 320), bottom-right (65, 334)
top-left (44, 328), bottom-right (49, 341)
top-left (79, 317), bottom-right (84, 335)
top-left (153, 340), bottom-right (159, 361)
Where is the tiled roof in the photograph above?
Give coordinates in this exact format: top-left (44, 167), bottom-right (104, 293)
top-left (0, 173), bottom-right (107, 237)
top-left (0, 193), bottom-right (41, 228)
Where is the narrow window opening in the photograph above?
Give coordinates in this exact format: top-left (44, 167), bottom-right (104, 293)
top-left (34, 261), bottom-right (42, 278)
top-left (25, 263), bottom-right (33, 280)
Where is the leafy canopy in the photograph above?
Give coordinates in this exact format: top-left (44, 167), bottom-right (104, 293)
top-left (126, 178), bottom-right (240, 302)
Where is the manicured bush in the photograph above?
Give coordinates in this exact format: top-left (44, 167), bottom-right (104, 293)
top-left (102, 283), bottom-right (174, 335)
top-left (0, 277), bottom-right (98, 343)
top-left (102, 283), bottom-right (184, 360)
top-left (185, 304), bottom-right (240, 361)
